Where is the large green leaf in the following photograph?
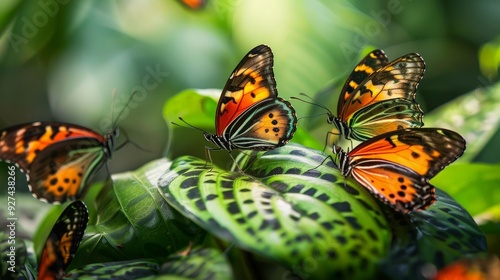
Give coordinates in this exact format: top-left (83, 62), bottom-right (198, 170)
top-left (158, 144), bottom-right (391, 279)
top-left (159, 143), bottom-right (487, 279)
top-left (72, 158), bottom-right (205, 268)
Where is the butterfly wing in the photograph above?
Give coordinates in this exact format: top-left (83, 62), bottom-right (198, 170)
top-left (338, 49), bottom-right (389, 113)
top-left (346, 128), bottom-right (466, 213)
top-left (29, 139), bottom-right (107, 203)
top-left (215, 44), bottom-right (277, 136)
top-left (338, 53), bottom-right (425, 122)
top-left (38, 200), bottom-right (88, 280)
top-left (0, 122), bottom-right (106, 170)
top-left (225, 98), bottom-right (297, 150)
top-left (346, 98), bottom-right (424, 141)
top-left (0, 122), bottom-right (110, 203)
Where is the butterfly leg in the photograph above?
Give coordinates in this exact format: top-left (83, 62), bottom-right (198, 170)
top-left (204, 146), bottom-right (221, 171)
top-left (305, 154), bottom-right (336, 173)
top-left (228, 152), bottom-right (245, 173)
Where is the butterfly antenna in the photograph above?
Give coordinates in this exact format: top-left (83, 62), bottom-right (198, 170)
top-left (112, 90), bottom-right (139, 128)
top-left (116, 129), bottom-right (151, 153)
top-left (290, 93), bottom-right (334, 116)
top-left (110, 88), bottom-right (118, 126)
top-left (172, 117), bottom-right (208, 133)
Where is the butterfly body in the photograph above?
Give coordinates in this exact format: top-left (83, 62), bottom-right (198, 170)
top-left (330, 50), bottom-right (425, 141)
top-left (333, 128), bottom-right (466, 213)
top-left (0, 122), bottom-right (116, 203)
top-left (202, 44), bottom-right (297, 152)
top-left (38, 200), bottom-right (88, 280)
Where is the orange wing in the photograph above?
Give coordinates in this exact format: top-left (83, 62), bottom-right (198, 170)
top-left (338, 53), bottom-right (425, 121)
top-left (215, 45), bottom-right (277, 135)
top-left (344, 128), bottom-right (466, 213)
top-left (38, 201), bottom-right (88, 280)
top-left (0, 122), bottom-right (105, 170)
top-left (226, 98), bottom-right (297, 150)
top-left (338, 49), bottom-right (388, 113)
top-left (29, 139), bottom-right (106, 203)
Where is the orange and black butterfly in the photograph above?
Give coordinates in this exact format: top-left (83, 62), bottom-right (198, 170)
top-left (38, 200), bottom-right (88, 280)
top-left (333, 128), bottom-right (466, 213)
top-left (178, 0), bottom-right (207, 10)
top-left (180, 44), bottom-right (297, 153)
top-left (328, 50), bottom-right (425, 141)
top-left (0, 122), bottom-right (117, 203)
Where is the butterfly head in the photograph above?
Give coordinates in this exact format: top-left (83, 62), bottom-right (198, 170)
top-left (103, 127), bottom-right (119, 157)
top-left (202, 132), bottom-right (213, 142)
top-left (203, 132), bottom-right (232, 152)
top-left (326, 113), bottom-right (348, 132)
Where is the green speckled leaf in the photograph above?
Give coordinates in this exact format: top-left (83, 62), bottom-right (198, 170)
top-left (159, 247), bottom-right (233, 280)
top-left (72, 158), bottom-right (205, 268)
top-left (158, 143), bottom-right (391, 279)
top-left (66, 259), bottom-right (159, 279)
top-left (380, 189), bottom-right (487, 280)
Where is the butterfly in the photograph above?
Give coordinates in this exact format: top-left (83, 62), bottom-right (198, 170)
top-left (332, 128), bottom-right (466, 213)
top-left (184, 44), bottom-right (297, 153)
top-left (327, 49), bottom-right (425, 142)
top-left (38, 200), bottom-right (89, 280)
top-left (178, 0), bottom-right (207, 10)
top-left (0, 122), bottom-right (117, 204)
